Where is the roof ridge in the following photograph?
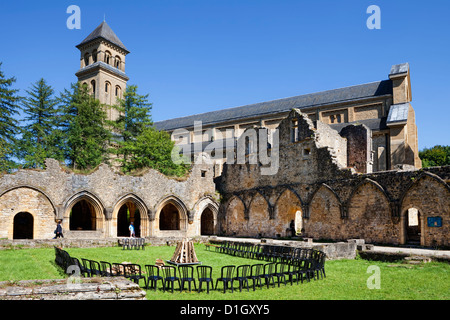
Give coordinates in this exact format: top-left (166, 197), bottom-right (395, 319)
top-left (154, 80), bottom-right (392, 128)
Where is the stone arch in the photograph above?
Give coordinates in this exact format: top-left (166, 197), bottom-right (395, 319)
top-left (63, 191), bottom-right (105, 235)
top-left (104, 50), bottom-right (111, 64)
top-left (114, 55), bottom-right (121, 69)
top-left (399, 173), bottom-right (450, 247)
top-left (194, 197), bottom-right (219, 236)
top-left (83, 52), bottom-right (90, 66)
top-left (0, 186), bottom-right (56, 239)
top-left (274, 188), bottom-right (303, 237)
top-left (248, 192), bottom-right (271, 237)
top-left (90, 79), bottom-right (96, 95)
top-left (224, 195), bottom-right (247, 236)
top-left (307, 184), bottom-right (343, 241)
top-left (347, 179), bottom-right (394, 244)
top-left (13, 212), bottom-right (34, 239)
top-left (92, 49), bottom-right (97, 63)
top-left (155, 196), bottom-right (188, 234)
top-left (112, 194), bottom-right (149, 238)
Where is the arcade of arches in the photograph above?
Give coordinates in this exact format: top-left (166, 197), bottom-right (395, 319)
top-left (221, 171), bottom-right (450, 247)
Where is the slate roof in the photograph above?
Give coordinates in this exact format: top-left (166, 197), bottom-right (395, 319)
top-left (386, 103), bottom-right (409, 124)
top-left (389, 63), bottom-right (409, 77)
top-left (154, 80), bottom-right (393, 131)
top-left (76, 21), bottom-right (129, 53)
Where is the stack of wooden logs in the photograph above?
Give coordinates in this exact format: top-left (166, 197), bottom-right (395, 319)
top-left (170, 239), bottom-right (199, 264)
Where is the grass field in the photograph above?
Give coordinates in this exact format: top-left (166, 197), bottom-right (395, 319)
top-left (0, 243), bottom-right (448, 300)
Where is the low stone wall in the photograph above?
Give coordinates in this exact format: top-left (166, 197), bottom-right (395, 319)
top-left (209, 237), bottom-right (357, 260)
top-left (0, 236), bottom-right (214, 250)
top-left (0, 238), bottom-right (119, 249)
top-left (0, 277), bottom-right (146, 300)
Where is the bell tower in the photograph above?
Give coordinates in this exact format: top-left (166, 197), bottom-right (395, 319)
top-left (75, 21), bottom-right (130, 121)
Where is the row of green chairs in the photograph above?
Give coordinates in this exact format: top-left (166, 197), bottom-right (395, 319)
top-left (209, 241), bottom-right (326, 281)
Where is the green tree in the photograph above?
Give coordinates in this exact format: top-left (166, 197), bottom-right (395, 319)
top-left (17, 78), bottom-right (64, 168)
top-left (60, 82), bottom-right (111, 170)
top-left (0, 62), bottom-right (21, 172)
top-left (111, 85), bottom-right (153, 164)
top-left (121, 126), bottom-right (189, 176)
top-left (419, 145), bottom-right (450, 168)
top-left (112, 85), bottom-right (189, 176)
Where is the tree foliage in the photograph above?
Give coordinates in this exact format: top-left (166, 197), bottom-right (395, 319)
top-left (59, 82), bottom-right (111, 170)
top-left (419, 145), bottom-right (450, 168)
top-left (112, 85), bottom-right (189, 176)
top-left (119, 126), bottom-right (189, 176)
top-left (17, 78), bottom-right (64, 168)
top-left (0, 62), bottom-right (21, 172)
top-left (0, 62), bottom-right (190, 177)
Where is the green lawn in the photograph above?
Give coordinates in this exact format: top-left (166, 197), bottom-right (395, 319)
top-left (0, 244), bottom-right (448, 300)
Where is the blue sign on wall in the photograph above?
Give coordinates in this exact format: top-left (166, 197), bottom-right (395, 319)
top-left (427, 217), bottom-right (442, 227)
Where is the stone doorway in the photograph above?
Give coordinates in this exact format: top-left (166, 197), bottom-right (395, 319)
top-left (117, 202), bottom-right (141, 237)
top-left (13, 212), bottom-right (33, 239)
top-left (159, 203), bottom-right (180, 230)
top-left (200, 207), bottom-right (215, 235)
top-left (405, 207), bottom-right (421, 245)
top-left (69, 199), bottom-right (96, 231)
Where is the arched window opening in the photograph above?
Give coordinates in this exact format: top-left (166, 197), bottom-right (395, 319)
top-left (117, 202), bottom-right (141, 237)
top-left (13, 212), bottom-right (34, 239)
top-left (115, 85), bottom-right (121, 98)
top-left (115, 56), bottom-right (121, 69)
top-left (105, 81), bottom-right (110, 93)
top-left (92, 49), bottom-right (97, 63)
top-left (84, 53), bottom-right (89, 67)
top-left (200, 208), bottom-right (215, 235)
top-left (105, 51), bottom-right (111, 65)
top-left (159, 203), bottom-right (180, 230)
top-left (91, 80), bottom-right (96, 96)
top-left (69, 199), bottom-right (96, 231)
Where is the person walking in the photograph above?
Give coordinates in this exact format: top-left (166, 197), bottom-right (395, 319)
top-left (129, 221), bottom-right (135, 237)
top-left (53, 220), bottom-right (63, 239)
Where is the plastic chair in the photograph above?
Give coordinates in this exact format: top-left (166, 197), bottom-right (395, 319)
top-left (262, 263), bottom-right (275, 288)
top-left (196, 266), bottom-right (213, 294)
top-left (179, 265), bottom-right (197, 292)
top-left (215, 265), bottom-right (235, 293)
top-left (234, 265), bottom-right (251, 292)
top-left (70, 257), bottom-right (87, 277)
top-left (284, 262), bottom-right (296, 285)
top-left (145, 265), bottom-right (163, 291)
top-left (99, 261), bottom-right (114, 277)
top-left (161, 266), bottom-right (181, 293)
top-left (248, 264), bottom-right (263, 290)
top-left (296, 259), bottom-right (311, 284)
top-left (89, 260), bottom-right (102, 277)
top-left (274, 263), bottom-right (287, 286)
top-left (124, 264), bottom-right (146, 287)
top-left (312, 251), bottom-right (326, 279)
top-left (81, 258), bottom-right (93, 277)
top-left (122, 238), bottom-right (130, 250)
top-left (138, 238), bottom-right (146, 250)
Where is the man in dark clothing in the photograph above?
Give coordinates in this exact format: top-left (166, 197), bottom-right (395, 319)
top-left (53, 220), bottom-right (63, 239)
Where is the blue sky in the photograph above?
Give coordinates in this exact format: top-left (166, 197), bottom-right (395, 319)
top-left (1, 0), bottom-right (449, 149)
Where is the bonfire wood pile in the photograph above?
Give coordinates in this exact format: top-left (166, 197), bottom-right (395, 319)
top-left (170, 240), bottom-right (199, 264)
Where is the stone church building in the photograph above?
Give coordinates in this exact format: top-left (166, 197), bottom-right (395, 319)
top-left (0, 22), bottom-right (448, 247)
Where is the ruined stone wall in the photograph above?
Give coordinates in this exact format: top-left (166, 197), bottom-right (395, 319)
top-left (0, 157), bottom-right (219, 240)
top-left (218, 110), bottom-right (450, 247)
